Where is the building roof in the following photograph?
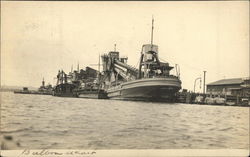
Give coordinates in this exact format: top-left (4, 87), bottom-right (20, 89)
top-left (207, 78), bottom-right (244, 86)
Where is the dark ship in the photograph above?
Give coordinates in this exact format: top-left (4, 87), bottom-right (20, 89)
top-left (100, 19), bottom-right (182, 101)
top-left (53, 65), bottom-right (107, 98)
top-left (14, 87), bottom-right (31, 94)
top-left (52, 69), bottom-right (76, 97)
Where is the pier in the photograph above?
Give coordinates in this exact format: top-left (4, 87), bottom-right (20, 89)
top-left (177, 91), bottom-right (249, 107)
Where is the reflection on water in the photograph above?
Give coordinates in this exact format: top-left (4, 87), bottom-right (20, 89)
top-left (1, 92), bottom-right (249, 149)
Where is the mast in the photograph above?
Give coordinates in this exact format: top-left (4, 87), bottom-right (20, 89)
top-left (97, 54), bottom-right (100, 90)
top-left (98, 54), bottom-right (100, 73)
top-left (77, 61), bottom-right (79, 72)
top-left (114, 44), bottom-right (116, 52)
top-left (203, 71), bottom-right (206, 94)
top-left (97, 54), bottom-right (101, 86)
top-left (151, 16), bottom-right (154, 47)
top-left (42, 77), bottom-right (45, 87)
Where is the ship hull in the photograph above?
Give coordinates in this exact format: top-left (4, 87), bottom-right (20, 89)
top-left (107, 77), bottom-right (181, 101)
top-left (52, 83), bottom-right (76, 97)
top-left (76, 89), bottom-right (108, 99)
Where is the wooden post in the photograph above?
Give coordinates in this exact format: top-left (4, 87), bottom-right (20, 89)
top-left (203, 71), bottom-right (206, 94)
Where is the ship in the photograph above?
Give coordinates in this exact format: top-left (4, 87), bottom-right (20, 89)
top-left (52, 70), bottom-right (77, 97)
top-left (37, 78), bottom-right (53, 95)
top-left (101, 19), bottom-right (182, 101)
top-left (14, 87), bottom-right (32, 94)
top-left (53, 66), bottom-right (107, 98)
top-left (14, 78), bottom-right (53, 95)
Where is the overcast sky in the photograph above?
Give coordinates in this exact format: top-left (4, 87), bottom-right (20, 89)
top-left (1, 1), bottom-right (249, 91)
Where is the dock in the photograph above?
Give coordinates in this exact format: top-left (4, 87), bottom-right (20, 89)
top-left (177, 91), bottom-right (249, 107)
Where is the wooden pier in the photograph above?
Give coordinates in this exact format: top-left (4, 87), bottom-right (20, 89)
top-left (177, 91), bottom-right (249, 107)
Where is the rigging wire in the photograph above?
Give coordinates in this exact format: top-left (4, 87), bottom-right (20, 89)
top-left (135, 57), bottom-right (140, 69)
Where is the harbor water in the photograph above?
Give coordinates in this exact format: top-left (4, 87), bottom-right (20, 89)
top-left (1, 91), bottom-right (249, 149)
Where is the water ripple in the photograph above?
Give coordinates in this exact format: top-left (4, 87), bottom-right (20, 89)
top-left (1, 91), bottom-right (249, 149)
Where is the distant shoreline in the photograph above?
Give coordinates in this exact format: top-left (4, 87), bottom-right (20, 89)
top-left (0, 89), bottom-right (17, 92)
top-left (0, 86), bottom-right (38, 92)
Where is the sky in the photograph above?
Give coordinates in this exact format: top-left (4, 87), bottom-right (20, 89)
top-left (1, 1), bottom-right (249, 92)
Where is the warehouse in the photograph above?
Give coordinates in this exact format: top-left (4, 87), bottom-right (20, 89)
top-left (206, 77), bottom-right (250, 97)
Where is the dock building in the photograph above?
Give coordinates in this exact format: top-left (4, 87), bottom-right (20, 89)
top-left (206, 77), bottom-right (250, 97)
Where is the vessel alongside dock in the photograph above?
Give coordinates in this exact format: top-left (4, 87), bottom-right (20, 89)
top-left (100, 19), bottom-right (181, 101)
top-left (53, 67), bottom-right (108, 99)
top-left (53, 83), bottom-right (76, 97)
top-left (11, 18), bottom-right (248, 106)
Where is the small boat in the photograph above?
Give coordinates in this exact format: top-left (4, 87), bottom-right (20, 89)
top-left (14, 87), bottom-right (31, 94)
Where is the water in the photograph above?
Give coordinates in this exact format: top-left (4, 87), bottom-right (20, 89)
top-left (1, 92), bottom-right (249, 149)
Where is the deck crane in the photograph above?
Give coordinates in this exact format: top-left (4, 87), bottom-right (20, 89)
top-left (101, 50), bottom-right (139, 87)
